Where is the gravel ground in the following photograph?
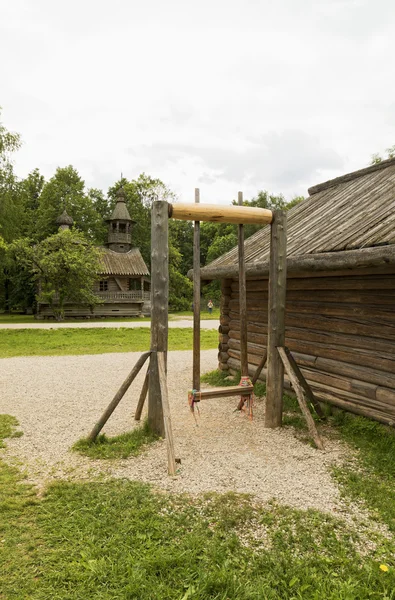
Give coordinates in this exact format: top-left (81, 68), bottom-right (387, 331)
top-left (1, 349), bottom-right (351, 513)
top-left (0, 319), bottom-right (218, 330)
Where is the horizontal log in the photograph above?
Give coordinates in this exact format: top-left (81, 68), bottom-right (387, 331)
top-left (169, 202), bottom-right (273, 225)
top-left (229, 313), bottom-right (395, 342)
top-left (232, 289), bottom-right (395, 306)
top-left (199, 246), bottom-right (395, 280)
top-left (218, 325), bottom-right (230, 335)
top-left (220, 315), bottom-right (231, 325)
top-left (228, 325), bottom-right (395, 355)
top-left (232, 274), bottom-right (395, 293)
top-left (228, 336), bottom-right (395, 376)
top-left (218, 351), bottom-right (229, 362)
top-left (227, 346), bottom-right (395, 389)
top-left (226, 357), bottom-right (395, 425)
top-left (218, 362), bottom-right (229, 371)
top-left (196, 385), bottom-right (254, 400)
top-left (229, 299), bottom-right (395, 322)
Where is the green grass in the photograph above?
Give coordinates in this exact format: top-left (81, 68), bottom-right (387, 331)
top-left (170, 308), bottom-right (220, 320)
top-left (0, 414), bottom-right (23, 447)
top-left (0, 327), bottom-right (218, 358)
top-left (2, 412), bottom-right (395, 598)
top-left (73, 420), bottom-right (159, 459)
top-left (333, 412), bottom-right (395, 533)
top-left (0, 311), bottom-right (217, 325)
top-left (0, 314), bottom-right (153, 324)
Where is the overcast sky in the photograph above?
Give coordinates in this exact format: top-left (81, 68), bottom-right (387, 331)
top-left (1, 0), bottom-right (394, 203)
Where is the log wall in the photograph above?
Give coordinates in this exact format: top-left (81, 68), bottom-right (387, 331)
top-left (219, 270), bottom-right (395, 425)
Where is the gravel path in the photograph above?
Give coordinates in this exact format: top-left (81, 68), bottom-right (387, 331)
top-left (0, 349), bottom-right (350, 513)
top-left (0, 319), bottom-right (218, 330)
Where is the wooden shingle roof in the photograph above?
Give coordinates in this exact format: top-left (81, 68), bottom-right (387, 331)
top-left (201, 157), bottom-right (395, 279)
top-left (100, 248), bottom-right (149, 276)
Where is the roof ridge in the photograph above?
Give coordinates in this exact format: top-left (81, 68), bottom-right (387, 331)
top-left (308, 156), bottom-right (395, 196)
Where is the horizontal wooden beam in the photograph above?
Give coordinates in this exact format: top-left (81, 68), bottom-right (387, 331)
top-left (193, 385), bottom-right (254, 401)
top-left (169, 203), bottom-right (273, 225)
top-left (197, 245), bottom-right (395, 280)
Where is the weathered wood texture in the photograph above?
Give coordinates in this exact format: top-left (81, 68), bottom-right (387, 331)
top-left (88, 351), bottom-right (151, 441)
top-left (134, 367), bottom-right (149, 421)
top-left (157, 352), bottom-right (176, 476)
top-left (238, 191), bottom-right (248, 376)
top-left (193, 188), bottom-right (201, 390)
top-left (222, 270), bottom-right (395, 426)
top-left (169, 203), bottom-right (273, 225)
top-left (195, 385), bottom-right (254, 400)
top-left (149, 201), bottom-right (169, 437)
top-left (265, 210), bottom-right (287, 428)
top-left (218, 279), bottom-right (232, 370)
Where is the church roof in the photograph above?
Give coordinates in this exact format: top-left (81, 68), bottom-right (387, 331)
top-left (100, 248), bottom-right (149, 276)
top-left (106, 187), bottom-right (135, 222)
top-left (56, 209), bottom-right (74, 226)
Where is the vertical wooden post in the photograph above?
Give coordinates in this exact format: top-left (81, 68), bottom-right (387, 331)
top-left (193, 188), bottom-right (201, 391)
top-left (238, 191), bottom-right (248, 377)
top-left (148, 200), bottom-right (169, 437)
top-left (265, 210), bottom-right (287, 428)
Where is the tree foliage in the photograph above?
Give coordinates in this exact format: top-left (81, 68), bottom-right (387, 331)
top-left (370, 145), bottom-right (395, 165)
top-left (0, 109), bottom-right (307, 314)
top-left (10, 230), bottom-right (103, 320)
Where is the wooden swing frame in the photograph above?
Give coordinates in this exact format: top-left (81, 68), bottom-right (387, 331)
top-left (87, 190), bottom-right (324, 476)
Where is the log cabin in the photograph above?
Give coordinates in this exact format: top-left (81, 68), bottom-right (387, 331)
top-left (37, 188), bottom-right (150, 318)
top-left (200, 157), bottom-right (395, 425)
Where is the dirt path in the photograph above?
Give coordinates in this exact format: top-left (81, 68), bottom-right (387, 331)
top-left (0, 319), bottom-right (218, 330)
top-left (0, 349), bottom-right (349, 513)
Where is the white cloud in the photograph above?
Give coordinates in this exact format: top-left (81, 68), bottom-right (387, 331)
top-left (1, 0), bottom-right (394, 203)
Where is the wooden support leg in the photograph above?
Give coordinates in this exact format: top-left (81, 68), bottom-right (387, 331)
top-left (265, 210), bottom-right (287, 428)
top-left (157, 352), bottom-right (177, 476)
top-left (277, 347), bottom-right (324, 450)
top-left (134, 365), bottom-right (150, 421)
top-left (281, 346), bottom-right (325, 420)
top-left (251, 350), bottom-right (268, 385)
top-left (88, 351), bottom-right (151, 441)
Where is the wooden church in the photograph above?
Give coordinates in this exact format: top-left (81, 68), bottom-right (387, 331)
top-left (37, 188), bottom-right (151, 319)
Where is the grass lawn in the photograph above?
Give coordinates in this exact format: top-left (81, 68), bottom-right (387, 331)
top-left (1, 414), bottom-right (395, 599)
top-left (73, 420), bottom-right (159, 460)
top-left (169, 308), bottom-right (220, 320)
top-left (0, 310), bottom-right (218, 325)
top-left (0, 327), bottom-right (218, 358)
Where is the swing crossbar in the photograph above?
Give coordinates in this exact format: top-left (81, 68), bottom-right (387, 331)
top-left (169, 203), bottom-right (272, 225)
top-left (192, 385), bottom-right (254, 401)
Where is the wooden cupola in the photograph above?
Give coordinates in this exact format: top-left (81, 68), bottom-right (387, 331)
top-left (56, 209), bottom-right (74, 231)
top-left (105, 186), bottom-right (136, 253)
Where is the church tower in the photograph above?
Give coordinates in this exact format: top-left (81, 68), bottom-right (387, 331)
top-left (105, 187), bottom-right (135, 253)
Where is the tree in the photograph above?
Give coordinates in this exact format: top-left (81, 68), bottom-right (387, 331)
top-left (35, 166), bottom-right (104, 242)
top-left (0, 109), bottom-right (24, 243)
top-left (286, 195), bottom-right (305, 210)
top-left (11, 229), bottom-right (103, 321)
top-left (370, 145), bottom-right (395, 165)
